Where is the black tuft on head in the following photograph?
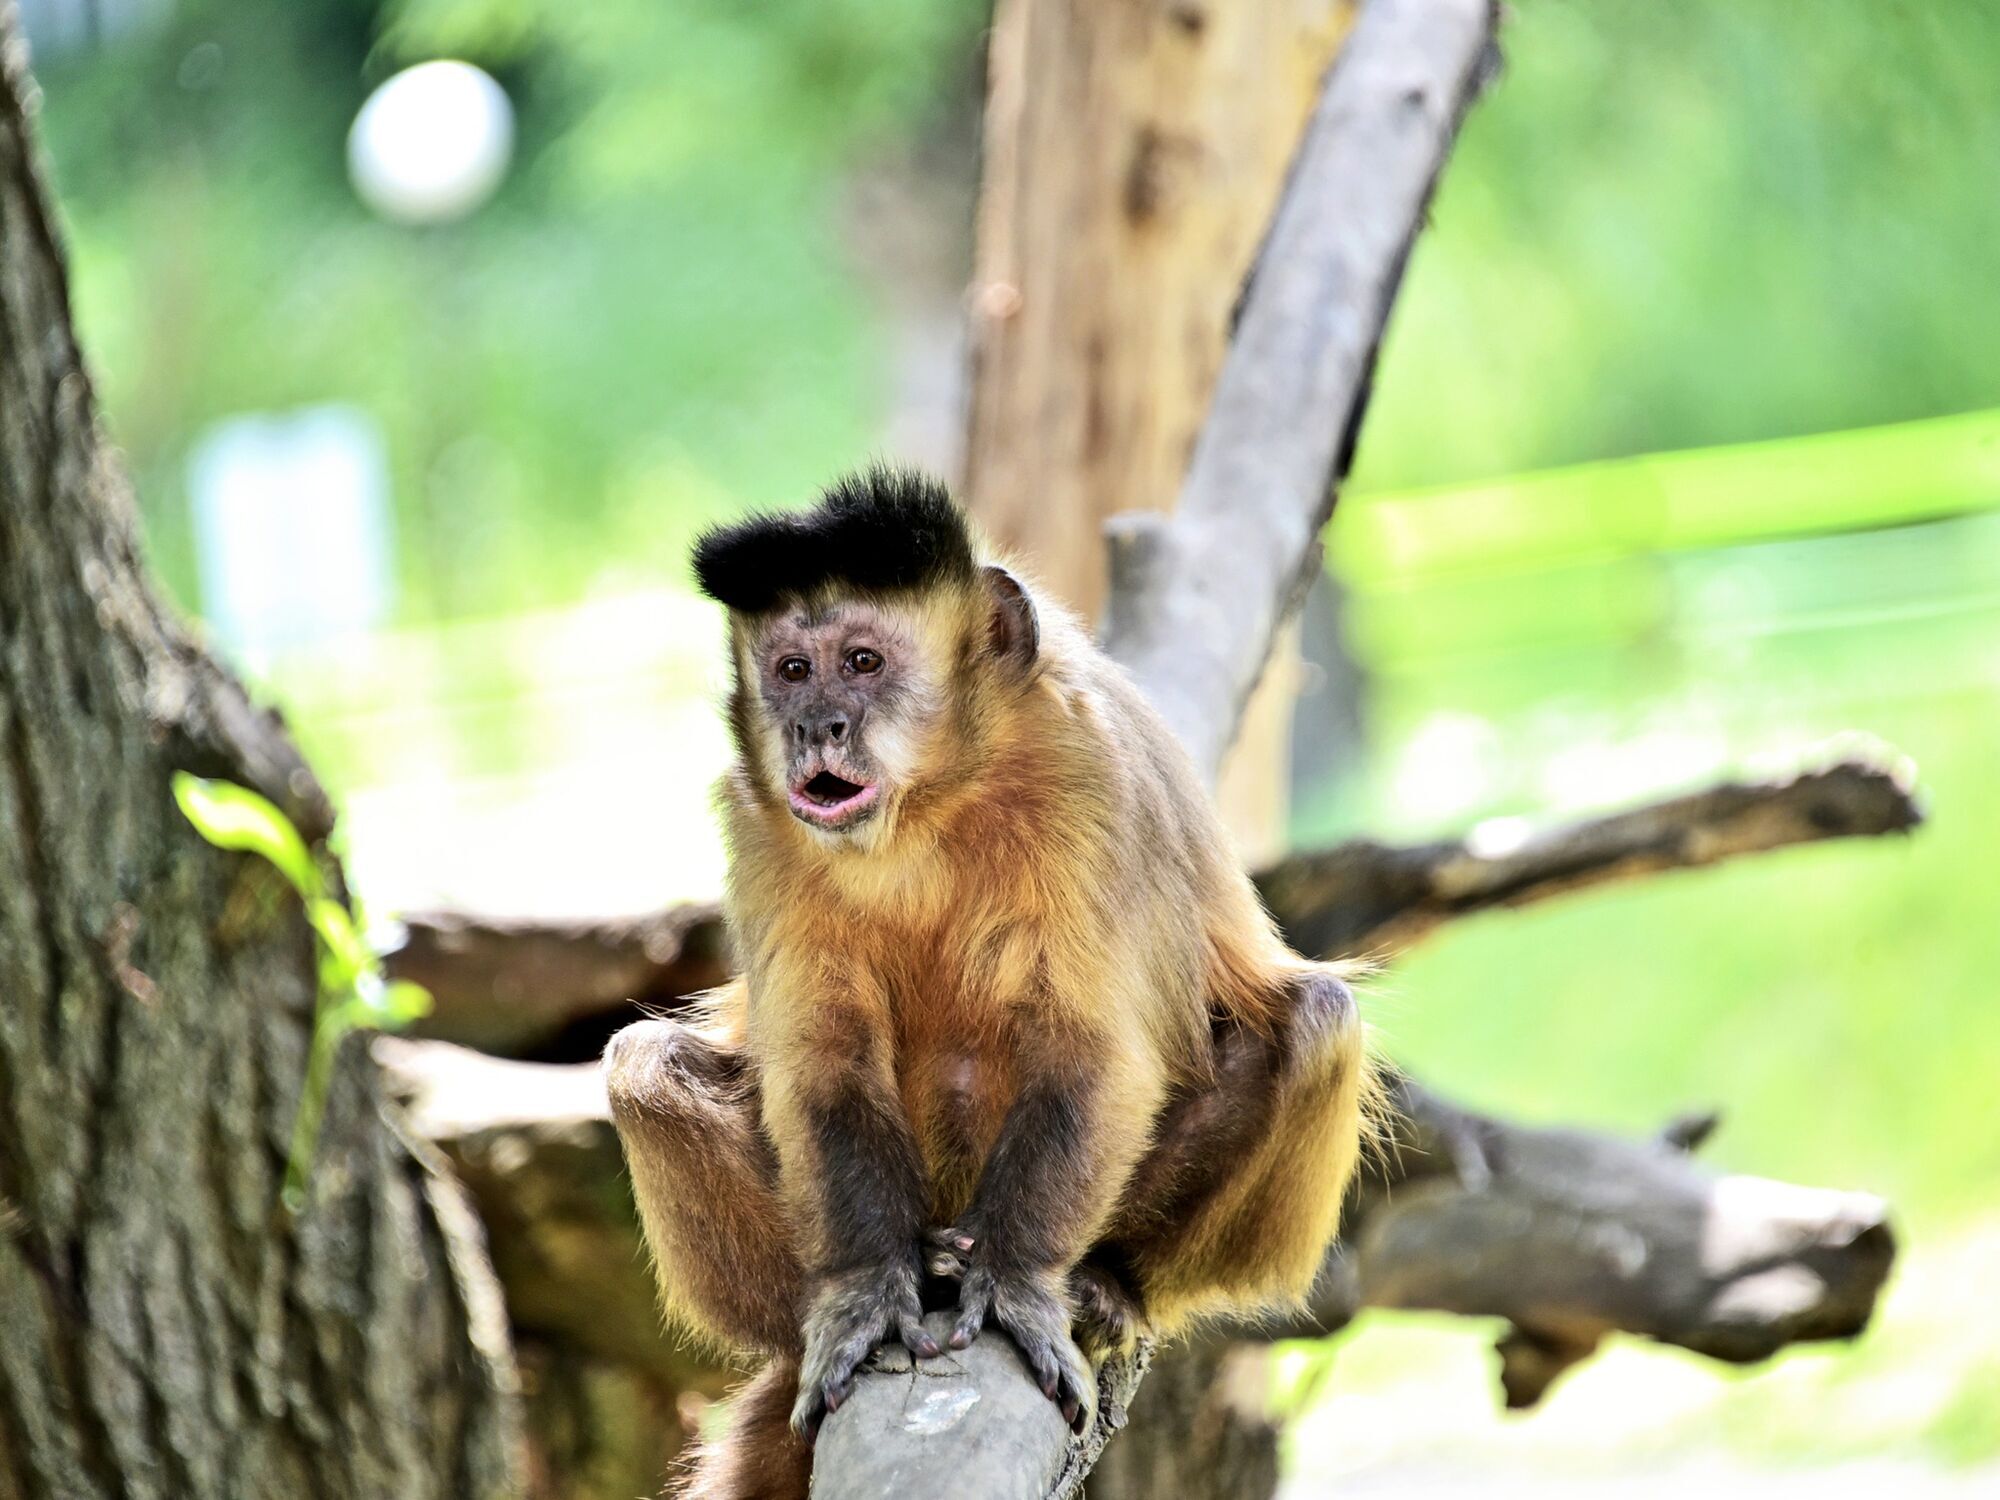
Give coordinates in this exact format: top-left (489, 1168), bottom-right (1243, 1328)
top-left (691, 466), bottom-right (979, 614)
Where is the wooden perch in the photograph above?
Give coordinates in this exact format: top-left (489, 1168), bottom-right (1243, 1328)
top-left (389, 904), bottom-right (727, 1058)
top-left (389, 753), bottom-right (1921, 1057)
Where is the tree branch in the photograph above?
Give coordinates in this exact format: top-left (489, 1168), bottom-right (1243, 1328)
top-left (389, 904), bottom-right (727, 1058)
top-left (1099, 0), bottom-right (1502, 782)
top-left (1301, 1076), bottom-right (1894, 1407)
top-left (1260, 752), bottom-right (1922, 960)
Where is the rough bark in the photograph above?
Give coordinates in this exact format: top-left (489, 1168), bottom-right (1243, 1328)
top-left (1307, 1077), bottom-right (1895, 1402)
top-left (1263, 754), bottom-right (1921, 959)
top-left (0, 20), bottom-right (522, 1500)
top-left (1083, 1340), bottom-right (1278, 1500)
top-left (390, 904), bottom-right (727, 1061)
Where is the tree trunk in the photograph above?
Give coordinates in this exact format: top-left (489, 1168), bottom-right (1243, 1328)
top-left (965, 0), bottom-right (1358, 614)
top-left (964, 0), bottom-right (1361, 861)
top-left (0, 29), bottom-right (522, 1500)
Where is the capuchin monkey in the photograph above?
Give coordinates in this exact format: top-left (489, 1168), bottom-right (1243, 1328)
top-left (605, 468), bottom-right (1370, 1500)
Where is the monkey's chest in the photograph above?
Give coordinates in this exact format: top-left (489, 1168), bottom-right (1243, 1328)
top-left (895, 1037), bottom-right (1019, 1220)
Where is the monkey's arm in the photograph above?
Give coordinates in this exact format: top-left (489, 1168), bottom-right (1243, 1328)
top-left (942, 1022), bottom-right (1148, 1429)
top-left (762, 1000), bottom-right (941, 1438)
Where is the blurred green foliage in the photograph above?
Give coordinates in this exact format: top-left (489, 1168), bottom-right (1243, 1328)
top-left (40, 0), bottom-right (979, 619)
top-left (1352, 0), bottom-right (2000, 488)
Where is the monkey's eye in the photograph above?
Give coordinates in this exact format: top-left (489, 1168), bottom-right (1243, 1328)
top-left (846, 648), bottom-right (883, 675)
top-left (777, 656), bottom-right (811, 683)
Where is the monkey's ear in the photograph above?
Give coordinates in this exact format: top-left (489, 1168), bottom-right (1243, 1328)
top-left (981, 564), bottom-right (1039, 670)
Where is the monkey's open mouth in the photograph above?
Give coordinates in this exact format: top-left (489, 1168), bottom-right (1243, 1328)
top-left (789, 770), bottom-right (880, 827)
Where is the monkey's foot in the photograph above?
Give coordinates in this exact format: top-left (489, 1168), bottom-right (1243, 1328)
top-left (1070, 1259), bottom-right (1148, 1360)
top-left (948, 1263), bottom-right (1095, 1433)
top-left (925, 1223), bottom-right (976, 1280)
top-left (791, 1259), bottom-right (940, 1440)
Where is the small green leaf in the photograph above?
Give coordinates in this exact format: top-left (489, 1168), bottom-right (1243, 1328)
top-left (379, 979), bottom-right (433, 1026)
top-left (309, 899), bottom-right (368, 986)
top-left (175, 773), bottom-right (430, 1217)
top-left (172, 773), bottom-right (321, 900)
top-left (346, 972), bottom-right (433, 1029)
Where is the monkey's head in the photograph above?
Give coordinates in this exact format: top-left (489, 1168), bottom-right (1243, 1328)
top-left (692, 468), bottom-right (1039, 846)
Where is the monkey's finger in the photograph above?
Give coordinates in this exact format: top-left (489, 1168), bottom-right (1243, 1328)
top-left (926, 1248), bottom-right (967, 1279)
top-left (949, 1281), bottom-right (992, 1349)
top-left (897, 1315), bottom-right (943, 1360)
top-left (789, 1391), bottom-right (827, 1443)
top-left (1022, 1332), bottom-right (1097, 1433)
top-left (1061, 1356), bottom-right (1098, 1432)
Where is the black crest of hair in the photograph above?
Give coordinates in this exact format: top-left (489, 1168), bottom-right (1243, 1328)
top-left (691, 466), bottom-right (979, 613)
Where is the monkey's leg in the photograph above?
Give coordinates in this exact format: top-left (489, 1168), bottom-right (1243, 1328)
top-left (673, 1359), bottom-right (812, 1500)
top-left (604, 1017), bottom-right (804, 1356)
top-left (1095, 968), bottom-right (1365, 1339)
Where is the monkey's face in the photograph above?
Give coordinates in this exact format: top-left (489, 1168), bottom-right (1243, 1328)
top-left (739, 599), bottom-right (937, 840)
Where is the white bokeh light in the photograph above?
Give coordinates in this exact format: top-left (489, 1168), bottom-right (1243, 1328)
top-left (347, 60), bottom-right (514, 225)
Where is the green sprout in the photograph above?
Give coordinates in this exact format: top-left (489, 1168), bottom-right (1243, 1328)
top-left (172, 773), bottom-right (432, 1214)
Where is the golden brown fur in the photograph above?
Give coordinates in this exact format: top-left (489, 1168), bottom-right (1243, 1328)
top-left (605, 488), bottom-right (1369, 1500)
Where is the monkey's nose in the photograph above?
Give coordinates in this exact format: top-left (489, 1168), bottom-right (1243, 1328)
top-left (794, 712), bottom-right (850, 749)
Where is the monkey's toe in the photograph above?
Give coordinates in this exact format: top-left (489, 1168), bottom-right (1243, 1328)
top-left (1070, 1261), bottom-right (1147, 1360)
top-left (925, 1225), bottom-right (975, 1281)
top-left (953, 1265), bottom-right (1097, 1432)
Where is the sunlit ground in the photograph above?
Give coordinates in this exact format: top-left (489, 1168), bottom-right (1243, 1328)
top-left (1280, 1217), bottom-right (2000, 1495)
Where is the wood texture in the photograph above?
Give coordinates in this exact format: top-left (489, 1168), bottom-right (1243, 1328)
top-left (963, 0), bottom-right (1363, 861)
top-left (963, 0), bottom-right (1358, 620)
top-left (390, 904), bottom-right (727, 1060)
top-left (1308, 1077), bottom-right (1895, 1404)
top-left (1263, 754), bottom-right (1922, 959)
top-left (1098, 0), bottom-right (1502, 782)
top-left (0, 23), bottom-right (522, 1498)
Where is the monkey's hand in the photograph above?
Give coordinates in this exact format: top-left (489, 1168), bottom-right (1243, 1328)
top-left (791, 1258), bottom-right (940, 1441)
top-left (943, 1251), bottom-right (1095, 1432)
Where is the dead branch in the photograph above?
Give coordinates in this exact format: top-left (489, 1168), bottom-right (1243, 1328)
top-left (1303, 1076), bottom-right (1894, 1406)
top-left (389, 904), bottom-right (726, 1058)
top-left (1262, 753), bottom-right (1921, 960)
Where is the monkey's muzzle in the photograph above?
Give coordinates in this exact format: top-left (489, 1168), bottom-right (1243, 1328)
top-left (788, 767), bottom-right (880, 830)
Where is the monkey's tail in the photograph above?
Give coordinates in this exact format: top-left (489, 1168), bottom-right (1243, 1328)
top-left (671, 1359), bottom-right (810, 1500)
